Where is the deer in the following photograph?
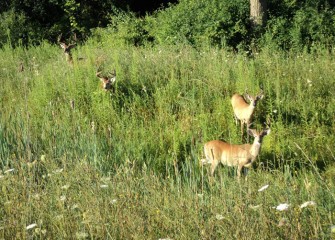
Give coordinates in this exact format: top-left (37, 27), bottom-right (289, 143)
top-left (231, 89), bottom-right (264, 140)
top-left (201, 127), bottom-right (270, 178)
top-left (96, 69), bottom-right (116, 91)
top-left (58, 33), bottom-right (77, 64)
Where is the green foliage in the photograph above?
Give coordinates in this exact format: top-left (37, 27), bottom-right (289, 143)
top-left (1, 32), bottom-right (335, 175)
top-left (1, 29), bottom-right (335, 239)
top-left (1, 0), bottom-right (335, 51)
top-left (262, 1), bottom-right (335, 51)
top-left (148, 0), bottom-right (250, 48)
top-left (108, 12), bottom-right (153, 47)
top-left (0, 157), bottom-right (333, 239)
top-left (0, 10), bottom-right (30, 47)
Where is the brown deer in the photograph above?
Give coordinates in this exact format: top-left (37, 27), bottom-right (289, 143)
top-left (58, 33), bottom-right (77, 64)
top-left (231, 89), bottom-right (264, 139)
top-left (96, 69), bottom-right (116, 91)
top-left (201, 127), bottom-right (270, 178)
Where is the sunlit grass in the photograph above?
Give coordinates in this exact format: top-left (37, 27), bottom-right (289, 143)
top-left (0, 37), bottom-right (334, 238)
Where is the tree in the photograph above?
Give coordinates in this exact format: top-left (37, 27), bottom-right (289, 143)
top-left (250, 0), bottom-right (267, 28)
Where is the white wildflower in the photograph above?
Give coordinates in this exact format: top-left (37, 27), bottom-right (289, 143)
top-left (110, 199), bottom-right (117, 204)
top-left (61, 184), bottom-right (70, 190)
top-left (273, 109), bottom-right (278, 113)
top-left (300, 201), bottom-right (316, 209)
top-left (306, 79), bottom-right (312, 87)
top-left (60, 195), bottom-right (66, 201)
top-left (53, 168), bottom-right (63, 174)
top-left (26, 223), bottom-right (37, 230)
top-left (274, 203), bottom-right (290, 211)
top-left (215, 214), bottom-right (224, 220)
top-left (100, 184), bottom-right (108, 189)
top-left (40, 155), bottom-right (46, 162)
top-left (258, 184), bottom-right (269, 192)
top-left (4, 168), bottom-right (14, 174)
top-left (71, 204), bottom-right (79, 210)
top-left (76, 232), bottom-right (89, 239)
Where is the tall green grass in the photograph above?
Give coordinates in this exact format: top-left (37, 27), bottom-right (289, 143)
top-left (0, 38), bottom-right (334, 238)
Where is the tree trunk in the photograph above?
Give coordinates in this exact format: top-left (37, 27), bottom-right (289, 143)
top-left (250, 0), bottom-right (267, 27)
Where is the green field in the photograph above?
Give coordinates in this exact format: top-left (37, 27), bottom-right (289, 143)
top-left (0, 36), bottom-right (334, 239)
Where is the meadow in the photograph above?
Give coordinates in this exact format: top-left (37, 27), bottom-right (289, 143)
top-left (0, 35), bottom-right (335, 239)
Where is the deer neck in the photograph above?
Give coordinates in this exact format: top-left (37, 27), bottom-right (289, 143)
top-left (248, 101), bottom-right (256, 110)
top-left (65, 53), bottom-right (73, 63)
top-left (249, 139), bottom-right (261, 159)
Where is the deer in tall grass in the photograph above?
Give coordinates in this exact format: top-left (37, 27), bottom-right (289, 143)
top-left (96, 69), bottom-right (116, 91)
top-left (58, 33), bottom-right (77, 64)
top-left (231, 89), bottom-right (264, 140)
top-left (201, 127), bottom-right (270, 178)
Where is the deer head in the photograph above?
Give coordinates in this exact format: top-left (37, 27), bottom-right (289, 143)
top-left (245, 88), bottom-right (264, 107)
top-left (96, 69), bottom-right (116, 91)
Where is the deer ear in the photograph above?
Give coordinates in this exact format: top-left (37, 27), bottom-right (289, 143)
top-left (246, 94), bottom-right (253, 101)
top-left (59, 43), bottom-right (66, 49)
top-left (262, 129), bottom-right (271, 136)
top-left (110, 76), bottom-right (116, 84)
top-left (247, 129), bottom-right (255, 136)
top-left (257, 94), bottom-right (264, 100)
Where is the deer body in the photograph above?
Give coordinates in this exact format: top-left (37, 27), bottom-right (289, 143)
top-left (231, 90), bottom-right (264, 138)
top-left (202, 128), bottom-right (270, 178)
top-left (60, 42), bottom-right (76, 64)
top-left (58, 33), bottom-right (77, 64)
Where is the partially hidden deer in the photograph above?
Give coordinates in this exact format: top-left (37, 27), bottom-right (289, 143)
top-left (201, 127), bottom-right (270, 178)
top-left (96, 69), bottom-right (116, 91)
top-left (58, 33), bottom-right (77, 64)
top-left (231, 89), bottom-right (264, 139)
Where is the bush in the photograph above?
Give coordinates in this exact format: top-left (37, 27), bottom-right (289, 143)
top-left (261, 2), bottom-right (335, 51)
top-left (0, 10), bottom-right (29, 47)
top-left (147, 0), bottom-right (250, 49)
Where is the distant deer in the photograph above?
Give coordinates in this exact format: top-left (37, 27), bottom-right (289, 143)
top-left (58, 33), bottom-right (77, 64)
top-left (231, 89), bottom-right (264, 139)
top-left (96, 69), bottom-right (116, 91)
top-left (201, 127), bottom-right (270, 178)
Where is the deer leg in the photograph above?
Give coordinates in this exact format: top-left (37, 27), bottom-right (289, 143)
top-left (246, 121), bottom-right (251, 142)
top-left (234, 114), bottom-right (238, 125)
top-left (237, 165), bottom-right (243, 179)
top-left (211, 160), bottom-right (219, 176)
top-left (240, 121), bottom-right (245, 141)
top-left (243, 167), bottom-right (249, 181)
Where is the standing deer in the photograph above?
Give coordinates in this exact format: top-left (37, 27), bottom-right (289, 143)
top-left (201, 127), bottom-right (270, 178)
top-left (96, 69), bottom-right (116, 91)
top-left (58, 34), bottom-right (77, 64)
top-left (231, 89), bottom-right (264, 139)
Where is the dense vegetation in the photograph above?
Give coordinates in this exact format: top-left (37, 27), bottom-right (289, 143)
top-left (1, 0), bottom-right (335, 51)
top-left (0, 0), bottom-right (335, 239)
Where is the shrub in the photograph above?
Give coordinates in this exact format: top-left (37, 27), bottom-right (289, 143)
top-left (261, 2), bottom-right (335, 51)
top-left (147, 0), bottom-right (250, 49)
